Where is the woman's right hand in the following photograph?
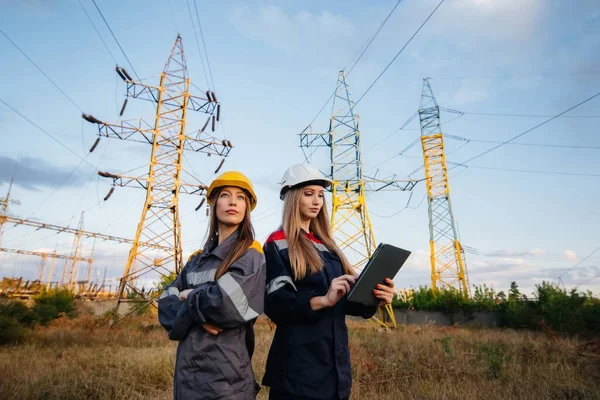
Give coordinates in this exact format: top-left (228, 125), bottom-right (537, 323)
top-left (311, 274), bottom-right (356, 310)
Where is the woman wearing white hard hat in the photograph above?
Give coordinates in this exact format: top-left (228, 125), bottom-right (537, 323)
top-left (158, 171), bottom-right (266, 400)
top-left (262, 164), bottom-right (395, 400)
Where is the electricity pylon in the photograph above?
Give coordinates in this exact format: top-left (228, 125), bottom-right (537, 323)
top-left (1, 216), bottom-right (170, 251)
top-left (0, 214), bottom-right (169, 294)
top-left (83, 35), bottom-right (231, 313)
top-left (300, 70), bottom-right (417, 328)
top-left (419, 78), bottom-right (469, 295)
top-left (0, 177), bottom-right (20, 248)
top-left (64, 212), bottom-right (84, 292)
top-left (0, 247), bottom-right (92, 290)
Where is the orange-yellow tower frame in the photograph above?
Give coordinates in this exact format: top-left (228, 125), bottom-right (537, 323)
top-left (419, 78), bottom-right (469, 294)
top-left (83, 36), bottom-right (230, 313)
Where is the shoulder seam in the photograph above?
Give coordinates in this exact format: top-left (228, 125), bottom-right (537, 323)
top-left (249, 240), bottom-right (264, 254)
top-left (266, 230), bottom-right (286, 243)
top-left (187, 249), bottom-right (203, 263)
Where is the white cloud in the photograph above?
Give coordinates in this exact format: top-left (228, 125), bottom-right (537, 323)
top-left (564, 249), bottom-right (577, 261)
top-left (403, 249), bottom-right (430, 272)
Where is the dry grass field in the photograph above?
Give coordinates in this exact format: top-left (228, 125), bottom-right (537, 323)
top-left (1, 306), bottom-right (599, 400)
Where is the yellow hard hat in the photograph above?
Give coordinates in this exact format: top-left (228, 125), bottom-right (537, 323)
top-left (206, 171), bottom-right (257, 211)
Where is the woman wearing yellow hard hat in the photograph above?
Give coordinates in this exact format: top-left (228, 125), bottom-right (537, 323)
top-left (158, 171), bottom-right (265, 400)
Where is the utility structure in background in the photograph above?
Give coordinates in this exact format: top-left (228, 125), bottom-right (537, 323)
top-left (0, 212), bottom-right (173, 297)
top-left (0, 207), bottom-right (98, 296)
top-left (418, 78), bottom-right (470, 295)
top-left (0, 183), bottom-right (99, 296)
top-left (0, 177), bottom-right (20, 248)
top-left (59, 212), bottom-right (88, 292)
top-left (300, 70), bottom-right (417, 328)
top-left (0, 247), bottom-right (93, 291)
top-left (83, 35), bottom-right (231, 314)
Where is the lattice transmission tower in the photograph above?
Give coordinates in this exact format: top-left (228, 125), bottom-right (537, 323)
top-left (0, 177), bottom-right (20, 248)
top-left (83, 36), bottom-right (231, 313)
top-left (419, 78), bottom-right (470, 294)
top-left (300, 71), bottom-right (417, 327)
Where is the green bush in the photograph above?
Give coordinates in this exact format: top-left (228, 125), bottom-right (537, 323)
top-left (536, 281), bottom-right (586, 334)
top-left (472, 284), bottom-right (501, 311)
top-left (393, 285), bottom-right (493, 313)
top-left (478, 343), bottom-right (512, 379)
top-left (156, 271), bottom-right (177, 293)
top-left (0, 299), bottom-right (36, 327)
top-left (32, 304), bottom-right (59, 326)
top-left (0, 289), bottom-right (83, 344)
top-left (134, 302), bottom-right (151, 316)
top-left (501, 282), bottom-right (539, 329)
top-left (391, 281), bottom-right (600, 335)
top-left (0, 315), bottom-right (26, 346)
top-left (502, 298), bottom-right (539, 329)
top-left (581, 298), bottom-right (600, 332)
top-left (33, 289), bottom-right (76, 324)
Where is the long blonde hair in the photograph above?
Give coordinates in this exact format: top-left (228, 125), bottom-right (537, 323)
top-left (282, 187), bottom-right (354, 280)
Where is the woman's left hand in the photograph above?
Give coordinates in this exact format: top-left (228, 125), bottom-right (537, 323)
top-left (373, 278), bottom-right (395, 307)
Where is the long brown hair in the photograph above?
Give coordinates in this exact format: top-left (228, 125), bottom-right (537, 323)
top-left (204, 187), bottom-right (255, 279)
top-left (282, 186), bottom-right (354, 280)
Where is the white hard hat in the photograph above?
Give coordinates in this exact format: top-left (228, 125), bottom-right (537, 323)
top-left (279, 164), bottom-right (332, 200)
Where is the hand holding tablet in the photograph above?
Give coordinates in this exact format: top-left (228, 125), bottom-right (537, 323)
top-left (347, 243), bottom-right (412, 307)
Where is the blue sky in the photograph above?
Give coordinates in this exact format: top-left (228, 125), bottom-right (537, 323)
top-left (0, 0), bottom-right (599, 296)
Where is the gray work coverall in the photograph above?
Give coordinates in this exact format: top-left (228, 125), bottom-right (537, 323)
top-left (158, 231), bottom-right (266, 400)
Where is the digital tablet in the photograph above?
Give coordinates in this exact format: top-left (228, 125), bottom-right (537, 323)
top-left (346, 243), bottom-right (411, 306)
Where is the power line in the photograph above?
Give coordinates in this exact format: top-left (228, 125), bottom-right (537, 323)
top-left (2, 140), bottom-right (109, 233)
top-left (185, 0), bottom-right (210, 89)
top-left (193, 0), bottom-right (216, 91)
top-left (445, 134), bottom-right (600, 150)
top-left (0, 99), bottom-right (98, 233)
top-left (0, 28), bottom-right (83, 113)
top-left (464, 245), bottom-right (600, 262)
top-left (301, 0), bottom-right (412, 150)
top-left (91, 0), bottom-right (141, 81)
top-left (363, 111), bottom-right (465, 170)
top-left (73, 141), bottom-right (111, 217)
top-left (367, 101), bottom-right (600, 170)
top-left (447, 161), bottom-right (600, 177)
top-left (304, 92), bottom-right (336, 135)
top-left (574, 269), bottom-right (600, 290)
top-left (365, 111), bottom-right (418, 154)
top-left (0, 157), bottom-right (87, 237)
top-left (370, 192), bottom-right (427, 218)
top-left (557, 245), bottom-right (600, 282)
top-left (457, 89), bottom-right (600, 165)
top-left (0, 98), bottom-right (95, 169)
top-left (431, 71), bottom-right (600, 80)
top-left (76, 0), bottom-right (118, 65)
top-left (168, 0), bottom-right (180, 34)
top-left (345, 0), bottom-right (403, 76)
top-left (462, 111), bottom-right (600, 119)
top-left (368, 137), bottom-right (422, 171)
top-left (352, 0), bottom-right (446, 110)
top-left (440, 107), bottom-right (600, 119)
